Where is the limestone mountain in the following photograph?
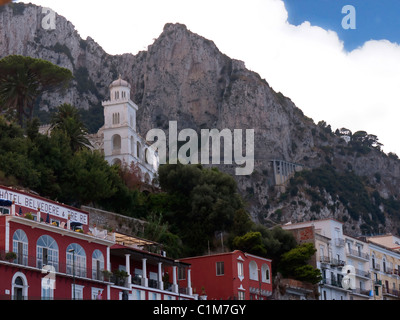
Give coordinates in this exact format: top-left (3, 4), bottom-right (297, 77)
top-left (1, 2), bottom-right (400, 237)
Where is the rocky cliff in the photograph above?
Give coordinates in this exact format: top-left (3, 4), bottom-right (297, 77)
top-left (1, 2), bottom-right (400, 236)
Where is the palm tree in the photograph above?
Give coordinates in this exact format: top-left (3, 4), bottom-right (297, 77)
top-left (0, 55), bottom-right (72, 126)
top-left (50, 103), bottom-right (92, 152)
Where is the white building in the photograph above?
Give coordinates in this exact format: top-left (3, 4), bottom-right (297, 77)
top-left (100, 76), bottom-right (159, 184)
top-left (283, 219), bottom-right (369, 300)
top-left (343, 235), bottom-right (372, 300)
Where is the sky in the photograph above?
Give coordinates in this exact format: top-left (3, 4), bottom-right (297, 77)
top-left (17, 0), bottom-right (400, 156)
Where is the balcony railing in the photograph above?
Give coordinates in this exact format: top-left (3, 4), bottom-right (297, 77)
top-left (335, 238), bottom-right (345, 247)
top-left (319, 256), bottom-right (331, 264)
top-left (372, 263), bottom-right (380, 271)
top-left (351, 288), bottom-right (371, 297)
top-left (355, 268), bottom-right (371, 279)
top-left (330, 258), bottom-right (345, 267)
top-left (383, 267), bottom-right (394, 275)
top-left (346, 248), bottom-right (369, 260)
top-left (0, 250), bottom-right (110, 282)
top-left (321, 278), bottom-right (345, 289)
top-left (374, 279), bottom-right (382, 286)
top-left (383, 287), bottom-right (400, 298)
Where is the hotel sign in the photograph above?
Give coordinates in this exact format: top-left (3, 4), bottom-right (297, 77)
top-left (0, 187), bottom-right (88, 225)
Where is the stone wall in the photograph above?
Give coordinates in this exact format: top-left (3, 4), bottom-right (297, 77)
top-left (82, 205), bottom-right (146, 237)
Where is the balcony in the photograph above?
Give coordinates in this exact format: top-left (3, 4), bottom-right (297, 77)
top-left (321, 278), bottom-right (346, 290)
top-left (335, 238), bottom-right (345, 247)
top-left (0, 250), bottom-right (111, 283)
top-left (319, 256), bottom-right (331, 265)
top-left (351, 288), bottom-right (372, 297)
top-left (330, 258), bottom-right (345, 267)
top-left (383, 287), bottom-right (400, 299)
top-left (346, 248), bottom-right (369, 261)
top-left (383, 267), bottom-right (394, 275)
top-left (372, 263), bottom-right (381, 271)
top-left (355, 268), bottom-right (371, 279)
top-left (374, 279), bottom-right (382, 286)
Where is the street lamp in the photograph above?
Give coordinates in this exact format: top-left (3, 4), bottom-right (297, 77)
top-left (68, 249), bottom-right (75, 300)
top-left (257, 268), bottom-right (262, 300)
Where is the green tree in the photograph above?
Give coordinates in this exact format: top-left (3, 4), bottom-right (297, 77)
top-left (157, 163), bottom-right (244, 256)
top-left (67, 149), bottom-right (119, 205)
top-left (278, 243), bottom-right (322, 284)
top-left (50, 103), bottom-right (91, 152)
top-left (0, 116), bottom-right (40, 188)
top-left (0, 55), bottom-right (72, 126)
top-left (232, 231), bottom-right (267, 256)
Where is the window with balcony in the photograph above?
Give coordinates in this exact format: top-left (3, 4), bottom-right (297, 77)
top-left (66, 243), bottom-right (87, 278)
top-left (12, 229), bottom-right (28, 266)
top-left (37, 235), bottom-right (59, 271)
top-left (216, 262), bottom-right (224, 276)
top-left (92, 249), bottom-right (105, 280)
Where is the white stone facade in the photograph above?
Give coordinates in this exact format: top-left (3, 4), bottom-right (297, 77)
top-left (99, 77), bottom-right (159, 184)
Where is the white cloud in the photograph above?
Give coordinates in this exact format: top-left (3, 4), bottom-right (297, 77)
top-left (21, 0), bottom-right (400, 155)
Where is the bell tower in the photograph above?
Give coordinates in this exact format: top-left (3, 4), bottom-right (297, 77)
top-left (101, 76), bottom-right (159, 185)
top-left (102, 76), bottom-right (138, 166)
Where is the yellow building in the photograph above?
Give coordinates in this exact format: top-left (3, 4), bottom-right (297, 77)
top-left (366, 235), bottom-right (400, 300)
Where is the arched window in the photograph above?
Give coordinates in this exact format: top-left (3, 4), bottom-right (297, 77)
top-left (66, 243), bottom-right (86, 278)
top-left (112, 158), bottom-right (122, 166)
top-left (261, 264), bottom-right (270, 283)
top-left (37, 235), bottom-right (59, 271)
top-left (12, 230), bottom-right (28, 265)
top-left (112, 134), bottom-right (121, 152)
top-left (145, 148), bottom-right (150, 164)
top-left (92, 249), bottom-right (105, 280)
top-left (249, 261), bottom-right (258, 281)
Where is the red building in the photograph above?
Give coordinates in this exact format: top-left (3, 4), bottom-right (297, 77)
top-left (179, 250), bottom-right (273, 300)
top-left (108, 241), bottom-right (194, 300)
top-left (0, 185), bottom-right (195, 300)
top-left (0, 185), bottom-right (114, 300)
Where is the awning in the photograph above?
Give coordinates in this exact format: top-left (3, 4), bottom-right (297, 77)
top-left (0, 199), bottom-right (12, 207)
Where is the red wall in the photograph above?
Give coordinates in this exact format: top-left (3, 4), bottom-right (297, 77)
top-left (0, 218), bottom-right (110, 300)
top-left (180, 250), bottom-right (272, 300)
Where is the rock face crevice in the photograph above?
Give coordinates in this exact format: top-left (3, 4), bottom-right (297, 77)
top-left (2, 3), bottom-right (400, 236)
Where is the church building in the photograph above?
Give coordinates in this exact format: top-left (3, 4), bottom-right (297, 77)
top-left (91, 76), bottom-right (159, 185)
